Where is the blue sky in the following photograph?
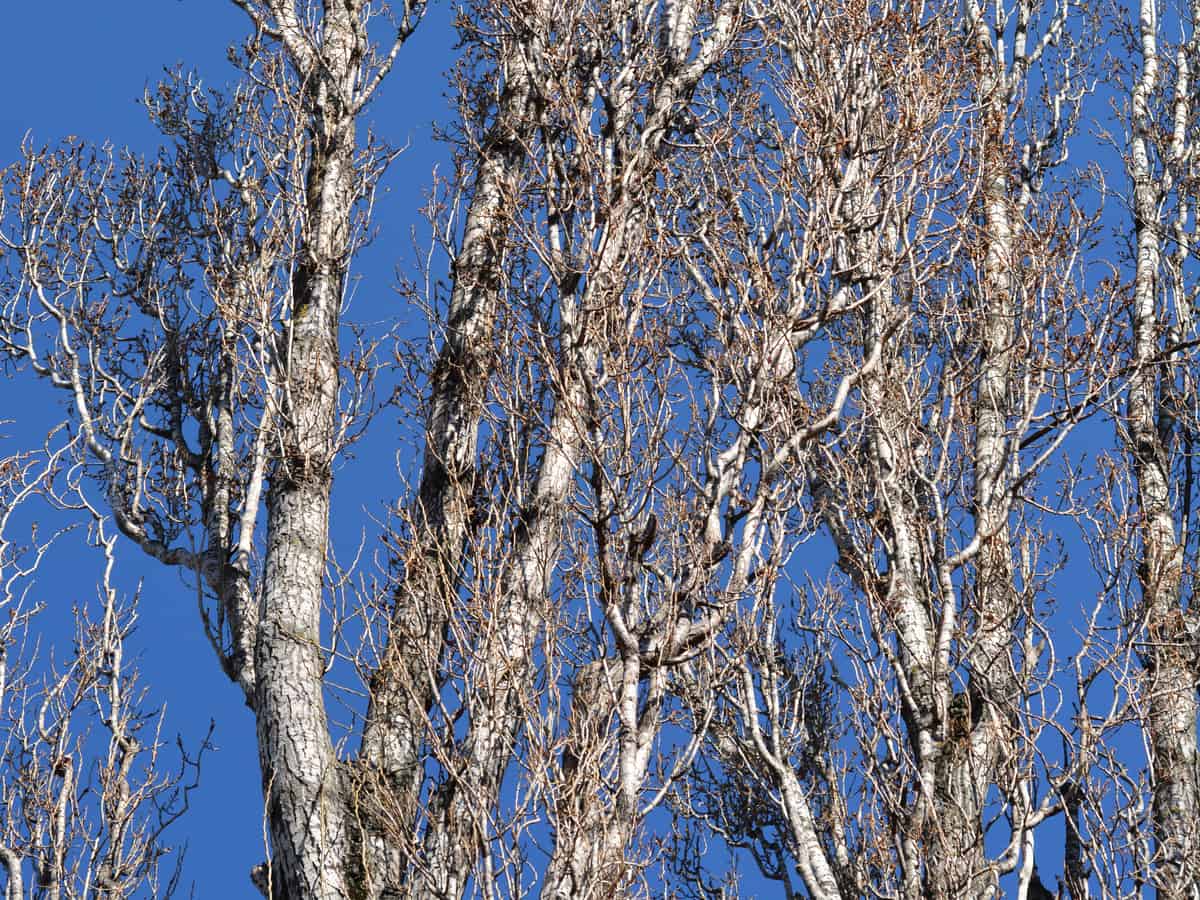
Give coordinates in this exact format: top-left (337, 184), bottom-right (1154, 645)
top-left (0, 4), bottom-right (456, 895)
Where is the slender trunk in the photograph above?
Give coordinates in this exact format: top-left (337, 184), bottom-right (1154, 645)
top-left (413, 354), bottom-right (583, 897)
top-left (398, 5), bottom-right (741, 892)
top-left (1129, 5), bottom-right (1199, 889)
top-left (969, 103), bottom-right (1019, 713)
top-left (535, 6), bottom-right (744, 888)
top-left (540, 654), bottom-right (672, 899)
top-left (925, 44), bottom-right (1020, 899)
top-left (357, 16), bottom-right (541, 893)
top-left (858, 281), bottom-right (945, 900)
top-left (777, 769), bottom-right (844, 900)
top-left (832, 88), bottom-right (944, 900)
top-left (359, 30), bottom-right (538, 794)
top-left (540, 661), bottom-right (621, 899)
top-left (1062, 780), bottom-right (1088, 900)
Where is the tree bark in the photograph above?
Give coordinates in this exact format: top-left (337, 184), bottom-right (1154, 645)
top-left (921, 14), bottom-right (1022, 897)
top-left (253, 4), bottom-right (362, 894)
top-left (1128, 3), bottom-right (1200, 891)
top-left (357, 9), bottom-right (544, 894)
top-left (359, 0), bottom-right (540, 815)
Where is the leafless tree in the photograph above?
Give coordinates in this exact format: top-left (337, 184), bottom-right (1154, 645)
top-left (3, 0), bottom-right (1200, 897)
top-left (1112, 0), bottom-right (1200, 894)
top-left (1, 0), bottom-right (421, 893)
top-left (0, 437), bottom-right (202, 898)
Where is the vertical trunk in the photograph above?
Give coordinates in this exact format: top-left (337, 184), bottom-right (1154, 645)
top-left (969, 90), bottom-right (1019, 714)
top-left (359, 10), bottom-right (539, 813)
top-left (413, 358), bottom-right (584, 897)
top-left (540, 653), bottom-right (672, 899)
top-left (858, 280), bottom-right (946, 899)
top-left (206, 327), bottom-right (258, 696)
top-left (357, 14), bottom-right (542, 894)
top-left (925, 25), bottom-right (1020, 897)
top-left (832, 66), bottom-right (945, 900)
top-left (777, 769), bottom-right (845, 900)
top-left (1062, 780), bottom-right (1088, 900)
top-left (258, 480), bottom-right (346, 899)
top-left (1128, 4), bottom-right (1199, 889)
top-left (255, 6), bottom-right (361, 895)
top-left (395, 5), bottom-right (741, 893)
top-left (534, 6), bottom-right (744, 888)
top-left (540, 661), bottom-right (621, 900)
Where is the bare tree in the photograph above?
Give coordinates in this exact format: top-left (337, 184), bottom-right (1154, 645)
top-left (667, 0), bottom-right (1109, 897)
top-left (0, 437), bottom-right (202, 898)
top-left (1117, 0), bottom-right (1200, 893)
top-left (1, 1), bottom-right (421, 894)
top-left (5, 0), bottom-right (1200, 897)
top-left (370, 1), bottom-right (751, 894)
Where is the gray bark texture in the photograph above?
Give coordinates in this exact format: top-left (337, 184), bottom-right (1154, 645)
top-left (357, 11), bottom-right (542, 893)
top-left (252, 3), bottom-right (363, 895)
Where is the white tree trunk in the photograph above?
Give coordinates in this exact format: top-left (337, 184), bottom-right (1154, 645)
top-left (1128, 3), bottom-right (1200, 890)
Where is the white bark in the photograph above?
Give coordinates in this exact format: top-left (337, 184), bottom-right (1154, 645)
top-left (359, 0), bottom-right (542, 833)
top-left (238, 3), bottom-right (389, 894)
top-left (1127, 2), bottom-right (1200, 892)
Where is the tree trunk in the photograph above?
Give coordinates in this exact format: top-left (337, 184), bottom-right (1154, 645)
top-left (924, 22), bottom-right (1021, 897)
top-left (357, 11), bottom-right (542, 894)
top-left (359, 4), bottom-right (538, 786)
top-left (254, 5), bottom-right (361, 894)
top-left (1128, 4), bottom-right (1199, 890)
